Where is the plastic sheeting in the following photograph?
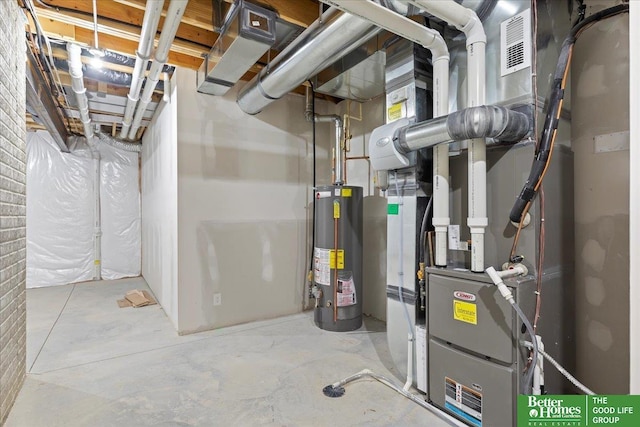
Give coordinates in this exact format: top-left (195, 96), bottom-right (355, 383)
top-left (99, 141), bottom-right (141, 279)
top-left (26, 130), bottom-right (141, 288)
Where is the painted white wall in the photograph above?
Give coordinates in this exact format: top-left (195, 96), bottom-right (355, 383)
top-left (629, 0), bottom-right (639, 394)
top-left (141, 81), bottom-right (179, 329)
top-left (174, 68), bottom-right (332, 334)
top-left (572, 7), bottom-right (630, 393)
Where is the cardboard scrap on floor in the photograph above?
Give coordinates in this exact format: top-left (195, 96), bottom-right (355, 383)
top-left (117, 290), bottom-right (157, 308)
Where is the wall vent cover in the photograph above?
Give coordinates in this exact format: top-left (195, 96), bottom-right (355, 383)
top-left (501, 9), bottom-right (532, 76)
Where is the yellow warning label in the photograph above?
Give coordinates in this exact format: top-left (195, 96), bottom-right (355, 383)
top-left (329, 250), bottom-right (344, 269)
top-left (333, 200), bottom-right (340, 219)
top-left (342, 188), bottom-right (352, 197)
top-left (453, 300), bottom-right (477, 325)
top-left (387, 102), bottom-right (404, 121)
top-left (94, 260), bottom-right (101, 265)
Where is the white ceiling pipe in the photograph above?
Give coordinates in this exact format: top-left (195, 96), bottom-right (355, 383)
top-left (67, 43), bottom-right (94, 140)
top-left (325, 0), bottom-right (451, 268)
top-left (407, 0), bottom-right (487, 272)
top-left (120, 0), bottom-right (164, 139)
top-left (128, 0), bottom-right (188, 140)
top-left (67, 43), bottom-right (101, 280)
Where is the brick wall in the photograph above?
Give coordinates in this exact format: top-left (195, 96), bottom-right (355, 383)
top-left (0, 0), bottom-right (27, 423)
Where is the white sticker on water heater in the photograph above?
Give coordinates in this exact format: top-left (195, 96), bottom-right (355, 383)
top-left (337, 272), bottom-right (356, 307)
top-left (313, 248), bottom-right (331, 286)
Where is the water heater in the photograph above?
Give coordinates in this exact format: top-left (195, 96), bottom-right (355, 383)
top-left (313, 185), bottom-right (363, 332)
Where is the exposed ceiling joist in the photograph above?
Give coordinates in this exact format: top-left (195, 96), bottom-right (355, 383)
top-left (34, 6), bottom-right (208, 59)
top-left (112, 0), bottom-right (320, 30)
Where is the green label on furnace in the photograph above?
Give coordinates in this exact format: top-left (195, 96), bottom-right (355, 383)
top-left (387, 203), bottom-right (399, 215)
top-left (518, 395), bottom-right (640, 427)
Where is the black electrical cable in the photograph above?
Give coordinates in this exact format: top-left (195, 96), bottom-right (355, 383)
top-left (308, 82), bottom-right (317, 276)
top-left (509, 3), bottom-right (629, 223)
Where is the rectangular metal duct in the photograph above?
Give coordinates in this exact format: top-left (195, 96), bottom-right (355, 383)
top-left (197, 0), bottom-right (276, 96)
top-left (312, 35), bottom-right (386, 102)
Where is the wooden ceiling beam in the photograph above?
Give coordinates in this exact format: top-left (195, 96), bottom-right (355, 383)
top-left (40, 0), bottom-right (216, 48)
top-left (73, 28), bottom-right (204, 70)
top-left (34, 6), bottom-right (208, 59)
top-left (112, 0), bottom-right (320, 30)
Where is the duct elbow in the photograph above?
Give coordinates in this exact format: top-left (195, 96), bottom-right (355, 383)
top-left (446, 106), bottom-right (529, 143)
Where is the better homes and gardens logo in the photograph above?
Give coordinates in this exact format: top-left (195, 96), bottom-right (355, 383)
top-left (524, 396), bottom-right (583, 426)
top-left (519, 395), bottom-right (640, 427)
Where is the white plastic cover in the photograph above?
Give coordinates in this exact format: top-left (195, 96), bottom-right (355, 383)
top-left (26, 131), bottom-right (141, 288)
top-left (99, 142), bottom-right (141, 279)
top-left (26, 131), bottom-right (94, 287)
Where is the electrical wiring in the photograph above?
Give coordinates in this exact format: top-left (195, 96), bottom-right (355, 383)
top-left (523, 341), bottom-right (596, 395)
top-left (509, 3), bottom-right (629, 225)
top-left (307, 82), bottom-right (317, 293)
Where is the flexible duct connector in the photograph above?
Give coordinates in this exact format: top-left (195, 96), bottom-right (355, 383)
top-left (237, 8), bottom-right (380, 115)
top-left (96, 131), bottom-right (142, 153)
top-left (395, 105), bottom-right (530, 153)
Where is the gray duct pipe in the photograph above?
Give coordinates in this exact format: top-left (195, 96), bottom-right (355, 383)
top-left (120, 0), bottom-right (164, 139)
top-left (394, 105), bottom-right (530, 153)
top-left (305, 86), bottom-right (344, 184)
top-left (128, 0), bottom-right (188, 140)
top-left (237, 8), bottom-right (381, 115)
top-left (67, 43), bottom-right (93, 140)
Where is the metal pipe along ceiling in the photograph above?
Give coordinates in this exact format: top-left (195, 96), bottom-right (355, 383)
top-left (66, 43), bottom-right (93, 140)
top-left (325, 0), bottom-right (451, 268)
top-left (236, 8), bottom-right (381, 115)
top-left (120, 0), bottom-right (164, 139)
top-left (128, 0), bottom-right (188, 140)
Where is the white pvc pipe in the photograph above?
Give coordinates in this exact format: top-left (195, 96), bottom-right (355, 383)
top-left (93, 153), bottom-right (102, 280)
top-left (120, 0), bottom-right (164, 139)
top-left (325, 0), bottom-right (450, 267)
top-left (329, 369), bottom-right (467, 427)
top-left (408, 0), bottom-right (487, 272)
top-left (532, 336), bottom-right (544, 395)
top-left (328, 0), bottom-right (450, 389)
top-left (128, 0), bottom-right (188, 139)
top-left (67, 43), bottom-right (101, 280)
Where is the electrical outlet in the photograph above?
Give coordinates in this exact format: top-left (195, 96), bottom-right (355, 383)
top-left (213, 293), bottom-right (222, 306)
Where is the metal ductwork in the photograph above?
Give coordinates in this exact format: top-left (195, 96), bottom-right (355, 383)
top-left (369, 105), bottom-right (529, 171)
top-left (120, 0), bottom-right (164, 139)
top-left (128, 0), bottom-right (189, 140)
top-left (197, 0), bottom-right (277, 96)
top-left (66, 43), bottom-right (93, 140)
top-left (236, 8), bottom-right (381, 115)
top-left (26, 43), bottom-right (69, 152)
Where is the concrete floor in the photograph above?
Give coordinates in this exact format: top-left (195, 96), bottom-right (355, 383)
top-left (6, 277), bottom-right (452, 427)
